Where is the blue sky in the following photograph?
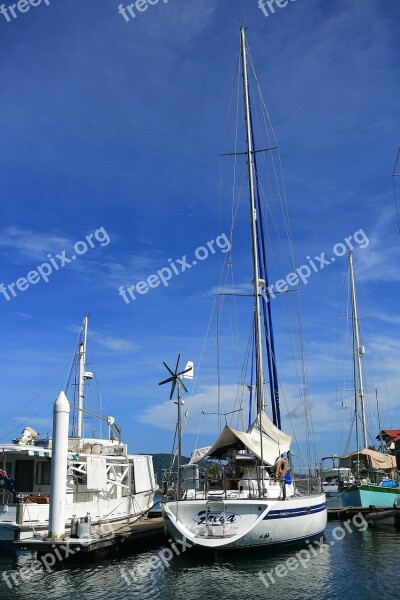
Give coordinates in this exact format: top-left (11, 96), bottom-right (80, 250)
top-left (0, 0), bottom-right (399, 467)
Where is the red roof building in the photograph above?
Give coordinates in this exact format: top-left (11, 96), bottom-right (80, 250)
top-left (376, 430), bottom-right (400, 444)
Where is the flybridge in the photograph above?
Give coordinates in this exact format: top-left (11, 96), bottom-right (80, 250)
top-left (0, 315), bottom-right (158, 548)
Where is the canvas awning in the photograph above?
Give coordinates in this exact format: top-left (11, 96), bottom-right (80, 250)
top-left (189, 446), bottom-right (212, 464)
top-left (339, 448), bottom-right (396, 470)
top-left (188, 412), bottom-right (292, 466)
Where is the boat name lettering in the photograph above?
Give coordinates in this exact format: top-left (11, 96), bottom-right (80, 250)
top-left (194, 510), bottom-right (239, 525)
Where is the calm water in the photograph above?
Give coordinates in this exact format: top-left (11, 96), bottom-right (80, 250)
top-left (0, 522), bottom-right (399, 600)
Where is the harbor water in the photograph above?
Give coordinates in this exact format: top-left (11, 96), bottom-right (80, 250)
top-left (0, 522), bottom-right (399, 599)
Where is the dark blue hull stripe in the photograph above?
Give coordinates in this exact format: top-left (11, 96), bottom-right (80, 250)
top-left (263, 502), bottom-right (327, 520)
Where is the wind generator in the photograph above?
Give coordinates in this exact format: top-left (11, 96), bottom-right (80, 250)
top-left (159, 355), bottom-right (193, 500)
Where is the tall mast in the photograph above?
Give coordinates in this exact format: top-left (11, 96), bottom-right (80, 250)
top-left (77, 314), bottom-right (89, 438)
top-left (240, 26), bottom-right (265, 414)
top-left (175, 380), bottom-right (183, 502)
top-left (349, 252), bottom-right (368, 448)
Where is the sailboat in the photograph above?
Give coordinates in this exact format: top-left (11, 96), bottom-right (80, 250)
top-left (162, 27), bottom-right (327, 550)
top-left (0, 316), bottom-right (157, 547)
top-left (322, 252), bottom-right (400, 508)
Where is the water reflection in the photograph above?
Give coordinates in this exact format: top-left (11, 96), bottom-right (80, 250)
top-left (0, 523), bottom-right (399, 600)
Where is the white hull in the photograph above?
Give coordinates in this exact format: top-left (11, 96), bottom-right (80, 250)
top-left (0, 490), bottom-right (154, 544)
top-left (164, 493), bottom-right (327, 549)
top-left (0, 443), bottom-right (157, 547)
top-left (0, 317), bottom-right (158, 548)
top-left (161, 27), bottom-right (328, 554)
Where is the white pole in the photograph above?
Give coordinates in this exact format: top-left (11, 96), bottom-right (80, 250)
top-left (176, 380), bottom-right (182, 502)
top-left (349, 252), bottom-right (368, 449)
top-left (77, 315), bottom-right (88, 438)
top-left (240, 26), bottom-right (265, 414)
top-left (49, 391), bottom-right (70, 540)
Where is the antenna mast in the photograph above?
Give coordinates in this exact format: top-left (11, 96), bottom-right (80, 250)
top-left (77, 314), bottom-right (89, 438)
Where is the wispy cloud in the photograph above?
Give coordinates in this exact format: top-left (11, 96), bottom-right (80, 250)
top-left (0, 225), bottom-right (114, 285)
top-left (12, 416), bottom-right (52, 430)
top-left (202, 281), bottom-right (253, 298)
top-left (102, 255), bottom-right (159, 288)
top-left (0, 226), bottom-right (71, 262)
top-left (66, 324), bottom-right (138, 353)
top-left (140, 383), bottom-right (247, 434)
top-left (355, 207), bottom-right (400, 283)
top-left (146, 1), bottom-right (218, 38)
top-left (90, 330), bottom-right (139, 353)
top-left (374, 312), bottom-right (400, 326)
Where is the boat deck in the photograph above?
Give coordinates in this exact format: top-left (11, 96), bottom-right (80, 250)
top-left (13, 511), bottom-right (165, 556)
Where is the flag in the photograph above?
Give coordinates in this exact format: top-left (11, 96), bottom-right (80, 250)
top-left (0, 469), bottom-right (16, 494)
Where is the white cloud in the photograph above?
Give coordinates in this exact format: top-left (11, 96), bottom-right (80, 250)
top-left (90, 331), bottom-right (139, 353)
top-left (140, 384), bottom-right (248, 435)
top-left (12, 416), bottom-right (52, 429)
top-left (67, 323), bottom-right (139, 353)
top-left (374, 312), bottom-right (400, 327)
top-left (355, 207), bottom-right (400, 283)
top-left (102, 255), bottom-right (159, 288)
top-left (0, 226), bottom-right (71, 262)
top-left (147, 1), bottom-right (218, 38)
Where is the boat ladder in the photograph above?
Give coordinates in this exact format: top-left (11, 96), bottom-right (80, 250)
top-left (196, 499), bottom-right (234, 539)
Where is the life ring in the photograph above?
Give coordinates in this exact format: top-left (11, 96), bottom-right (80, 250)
top-left (275, 457), bottom-right (288, 479)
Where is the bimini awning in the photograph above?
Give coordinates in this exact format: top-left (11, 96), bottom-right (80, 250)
top-left (189, 412), bottom-right (292, 466)
top-left (339, 448), bottom-right (396, 470)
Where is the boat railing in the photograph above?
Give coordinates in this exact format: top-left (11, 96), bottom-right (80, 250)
top-left (165, 464), bottom-right (318, 501)
top-left (173, 466), bottom-right (273, 500)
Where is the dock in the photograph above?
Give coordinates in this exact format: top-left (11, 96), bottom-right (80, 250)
top-left (365, 508), bottom-right (400, 528)
top-left (328, 505), bottom-right (400, 523)
top-left (13, 512), bottom-right (165, 556)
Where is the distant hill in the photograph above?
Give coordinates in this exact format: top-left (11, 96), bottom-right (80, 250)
top-left (151, 453), bottom-right (190, 486)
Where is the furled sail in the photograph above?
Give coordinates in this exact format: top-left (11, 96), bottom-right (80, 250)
top-left (339, 448), bottom-right (396, 471)
top-left (189, 411), bottom-right (291, 466)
